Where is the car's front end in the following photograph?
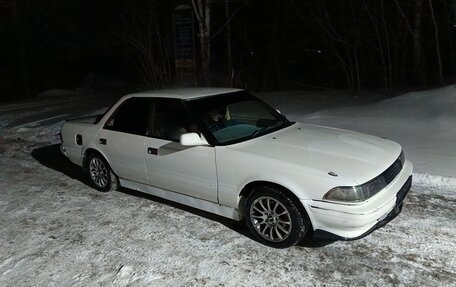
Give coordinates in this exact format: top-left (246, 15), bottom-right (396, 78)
top-left (304, 151), bottom-right (413, 240)
top-left (225, 121), bottom-right (413, 241)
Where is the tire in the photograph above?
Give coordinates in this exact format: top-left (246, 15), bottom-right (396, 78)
top-left (244, 186), bottom-right (309, 248)
top-left (86, 153), bottom-right (118, 192)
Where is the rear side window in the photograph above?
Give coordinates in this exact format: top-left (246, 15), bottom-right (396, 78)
top-left (104, 98), bottom-right (149, 136)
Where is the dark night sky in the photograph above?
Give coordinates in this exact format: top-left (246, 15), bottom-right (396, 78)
top-left (1, 0), bottom-right (455, 101)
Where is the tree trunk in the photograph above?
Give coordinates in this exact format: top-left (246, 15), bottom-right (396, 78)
top-left (429, 0), bottom-right (444, 85)
top-left (225, 0), bottom-right (233, 86)
top-left (363, 0), bottom-right (389, 93)
top-left (192, 0), bottom-right (212, 86)
top-left (446, 0), bottom-right (456, 80)
top-left (380, 0), bottom-right (393, 92)
top-left (413, 0), bottom-right (425, 85)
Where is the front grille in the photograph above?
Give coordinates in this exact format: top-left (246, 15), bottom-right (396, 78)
top-left (396, 175), bottom-right (412, 204)
top-left (357, 151), bottom-right (404, 199)
top-left (383, 157), bottom-right (403, 185)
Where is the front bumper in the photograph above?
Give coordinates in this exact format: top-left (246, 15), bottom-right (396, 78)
top-left (303, 159), bottom-right (413, 240)
top-left (313, 175), bottom-right (412, 240)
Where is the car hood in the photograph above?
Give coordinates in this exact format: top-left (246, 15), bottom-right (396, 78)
top-left (228, 123), bottom-right (401, 185)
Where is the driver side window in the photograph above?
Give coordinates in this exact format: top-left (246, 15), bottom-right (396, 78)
top-left (146, 99), bottom-right (197, 141)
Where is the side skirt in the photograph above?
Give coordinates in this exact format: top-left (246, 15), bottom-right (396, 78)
top-left (119, 178), bottom-right (241, 221)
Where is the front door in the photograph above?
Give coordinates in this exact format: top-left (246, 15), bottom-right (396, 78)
top-left (143, 99), bottom-right (218, 202)
top-left (144, 138), bottom-right (217, 202)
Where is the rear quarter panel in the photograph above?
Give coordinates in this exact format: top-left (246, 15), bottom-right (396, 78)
top-left (61, 122), bottom-right (100, 166)
top-left (60, 96), bottom-right (129, 166)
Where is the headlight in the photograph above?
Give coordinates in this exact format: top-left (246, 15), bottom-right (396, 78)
top-left (324, 175), bottom-right (388, 202)
top-left (324, 150), bottom-right (404, 202)
top-left (324, 186), bottom-right (365, 202)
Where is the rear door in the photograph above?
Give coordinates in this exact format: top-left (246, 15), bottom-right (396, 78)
top-left (97, 97), bottom-right (148, 184)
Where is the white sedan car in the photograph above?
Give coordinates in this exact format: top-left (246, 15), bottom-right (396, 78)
top-left (60, 88), bottom-right (413, 248)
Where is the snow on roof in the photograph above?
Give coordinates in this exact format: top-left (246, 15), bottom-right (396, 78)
top-left (127, 87), bottom-right (243, 100)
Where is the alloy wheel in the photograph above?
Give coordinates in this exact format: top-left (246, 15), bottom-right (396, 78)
top-left (89, 157), bottom-right (109, 188)
top-left (249, 196), bottom-right (292, 242)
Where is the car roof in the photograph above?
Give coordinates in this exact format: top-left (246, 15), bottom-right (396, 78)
top-left (126, 87), bottom-right (243, 100)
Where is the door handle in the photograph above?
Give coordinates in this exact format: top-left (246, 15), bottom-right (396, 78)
top-left (99, 138), bottom-right (107, 145)
top-left (147, 147), bottom-right (158, 155)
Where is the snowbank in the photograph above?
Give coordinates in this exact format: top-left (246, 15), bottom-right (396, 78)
top-left (272, 85), bottom-right (456, 180)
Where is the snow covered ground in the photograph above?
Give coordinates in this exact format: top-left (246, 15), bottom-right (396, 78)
top-left (0, 87), bottom-right (455, 286)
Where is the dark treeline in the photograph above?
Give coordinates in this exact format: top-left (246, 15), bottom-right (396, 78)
top-left (0, 0), bottom-right (454, 101)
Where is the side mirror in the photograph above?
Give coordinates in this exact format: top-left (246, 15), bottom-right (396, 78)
top-left (180, 132), bottom-right (209, 146)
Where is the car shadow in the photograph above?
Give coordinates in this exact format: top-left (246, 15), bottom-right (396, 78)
top-left (116, 186), bottom-right (257, 241)
top-left (297, 238), bottom-right (335, 248)
top-left (31, 144), bottom-right (92, 187)
top-left (32, 143), bottom-right (335, 248)
top-left (119, 187), bottom-right (335, 248)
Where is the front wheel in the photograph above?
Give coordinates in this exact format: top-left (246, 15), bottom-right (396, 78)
top-left (245, 187), bottom-right (309, 248)
top-left (86, 153), bottom-right (118, 192)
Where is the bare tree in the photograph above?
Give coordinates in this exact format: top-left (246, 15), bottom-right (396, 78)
top-left (210, 0), bottom-right (249, 87)
top-left (119, 8), bottom-right (171, 89)
top-left (394, 0), bottom-right (426, 85)
top-left (225, 0), bottom-right (233, 86)
top-left (191, 0), bottom-right (212, 85)
top-left (380, 0), bottom-right (393, 92)
top-left (363, 0), bottom-right (390, 93)
top-left (429, 0), bottom-right (444, 84)
top-left (307, 0), bottom-right (363, 96)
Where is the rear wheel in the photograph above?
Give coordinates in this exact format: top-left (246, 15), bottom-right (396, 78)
top-left (245, 186), bottom-right (309, 248)
top-left (86, 153), bottom-right (118, 192)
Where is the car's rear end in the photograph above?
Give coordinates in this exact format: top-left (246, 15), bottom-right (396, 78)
top-left (60, 118), bottom-right (101, 166)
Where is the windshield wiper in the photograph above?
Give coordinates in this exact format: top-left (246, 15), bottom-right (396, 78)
top-left (250, 127), bottom-right (267, 139)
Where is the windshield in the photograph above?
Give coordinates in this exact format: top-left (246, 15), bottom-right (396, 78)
top-left (186, 91), bottom-right (293, 145)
